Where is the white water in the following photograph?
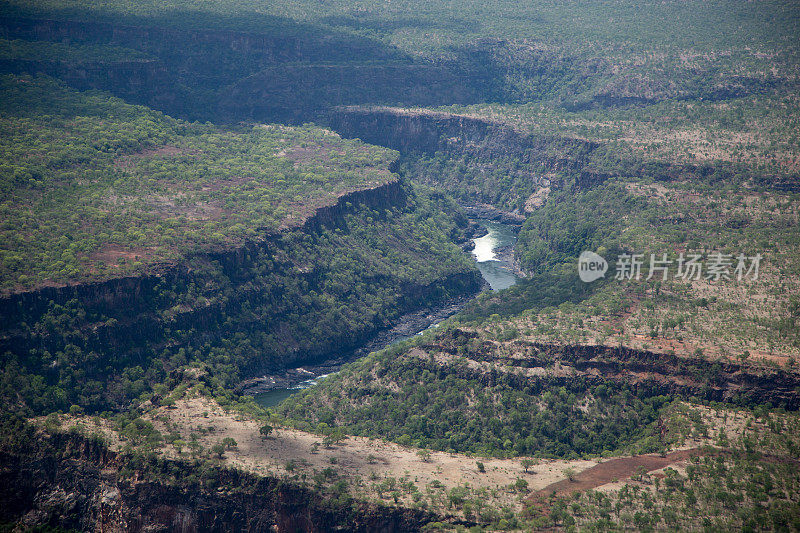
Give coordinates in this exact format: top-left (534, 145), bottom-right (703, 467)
top-left (472, 228), bottom-right (499, 262)
top-left (471, 220), bottom-right (521, 291)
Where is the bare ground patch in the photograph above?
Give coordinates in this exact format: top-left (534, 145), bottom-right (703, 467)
top-left (528, 448), bottom-right (703, 503)
top-left (61, 395), bottom-right (599, 519)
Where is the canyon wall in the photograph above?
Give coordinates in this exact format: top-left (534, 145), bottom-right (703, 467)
top-left (0, 16), bottom-right (484, 122)
top-left (0, 431), bottom-right (435, 532)
top-left (433, 329), bottom-right (800, 410)
top-left (0, 178), bottom-right (483, 412)
top-left (327, 105), bottom-right (800, 205)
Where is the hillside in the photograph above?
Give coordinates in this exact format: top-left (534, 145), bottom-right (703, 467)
top-left (277, 71), bottom-right (800, 530)
top-left (274, 174), bottom-right (800, 526)
top-left (0, 73), bottom-right (483, 419)
top-left (1, 0), bottom-right (799, 531)
top-left (277, 178), bottom-right (800, 455)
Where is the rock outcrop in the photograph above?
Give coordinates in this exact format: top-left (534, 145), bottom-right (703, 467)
top-left (0, 178), bottom-right (483, 412)
top-left (0, 431), bottom-right (436, 532)
top-left (431, 329), bottom-right (800, 410)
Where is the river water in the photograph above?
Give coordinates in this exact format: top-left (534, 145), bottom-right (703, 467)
top-left (471, 220), bottom-right (521, 290)
top-left (252, 219), bottom-right (519, 408)
top-left (252, 373), bottom-right (332, 408)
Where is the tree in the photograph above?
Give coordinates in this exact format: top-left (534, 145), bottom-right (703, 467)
top-left (188, 440), bottom-right (203, 456)
top-left (222, 437), bottom-right (238, 449)
top-left (323, 428), bottom-right (345, 448)
top-left (417, 449), bottom-right (432, 462)
top-left (632, 465), bottom-right (649, 482)
top-left (173, 439), bottom-right (186, 454)
top-left (211, 443), bottom-right (226, 458)
top-left (260, 424), bottom-right (273, 440)
top-left (521, 458), bottom-right (535, 473)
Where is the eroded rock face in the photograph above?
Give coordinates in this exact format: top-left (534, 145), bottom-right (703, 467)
top-left (0, 16), bottom-right (485, 123)
top-left (0, 179), bottom-right (482, 412)
top-left (328, 106), bottom-right (601, 170)
top-left (328, 105), bottom-right (799, 201)
top-left (524, 187), bottom-right (550, 213)
top-left (0, 433), bottom-right (435, 532)
top-left (429, 328), bottom-right (800, 409)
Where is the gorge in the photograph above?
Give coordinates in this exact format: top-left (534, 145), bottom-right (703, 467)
top-left (2, 1), bottom-right (800, 531)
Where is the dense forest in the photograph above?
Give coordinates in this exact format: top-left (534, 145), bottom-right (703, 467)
top-left (278, 338), bottom-right (671, 459)
top-left (2, 0), bottom-right (798, 124)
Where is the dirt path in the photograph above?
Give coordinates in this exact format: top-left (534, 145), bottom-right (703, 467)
top-left (529, 448), bottom-right (703, 501)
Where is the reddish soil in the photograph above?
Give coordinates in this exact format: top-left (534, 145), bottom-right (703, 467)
top-left (529, 448), bottom-right (702, 502)
top-left (529, 448), bottom-right (800, 512)
top-left (88, 245), bottom-right (147, 264)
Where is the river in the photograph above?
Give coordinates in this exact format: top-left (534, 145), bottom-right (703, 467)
top-left (252, 218), bottom-right (520, 408)
top-left (471, 220), bottom-right (521, 290)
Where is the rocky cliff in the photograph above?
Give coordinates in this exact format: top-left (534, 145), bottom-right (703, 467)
top-left (327, 106), bottom-right (719, 186)
top-left (433, 329), bottom-right (800, 410)
top-left (326, 106), bottom-right (614, 211)
top-left (0, 178), bottom-right (483, 413)
top-left (327, 106), bottom-right (800, 208)
top-left (329, 106), bottom-right (599, 169)
top-left (0, 57), bottom-right (172, 108)
top-left (0, 16), bottom-right (484, 123)
top-left (0, 179), bottom-right (401, 325)
top-left (0, 430), bottom-right (436, 532)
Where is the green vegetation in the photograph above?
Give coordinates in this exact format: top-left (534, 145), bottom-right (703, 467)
top-left (0, 181), bottom-right (480, 416)
top-left (0, 37), bottom-right (150, 63)
top-left (0, 74), bottom-right (397, 292)
top-left (278, 337), bottom-right (669, 459)
top-left (2, 0), bottom-right (798, 125)
top-left (510, 177), bottom-right (800, 355)
top-left (0, 414), bottom-right (408, 532)
top-left (1, 0), bottom-right (799, 529)
top-left (0, 76), bottom-right (481, 419)
top-left (277, 164), bottom-right (800, 472)
top-left (393, 89), bottom-right (800, 216)
top-left (397, 144), bottom-right (568, 213)
top-left (4, 0), bottom-right (798, 57)
top-left (439, 94), bottom-right (800, 179)
top-left (516, 182), bottom-right (641, 275)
